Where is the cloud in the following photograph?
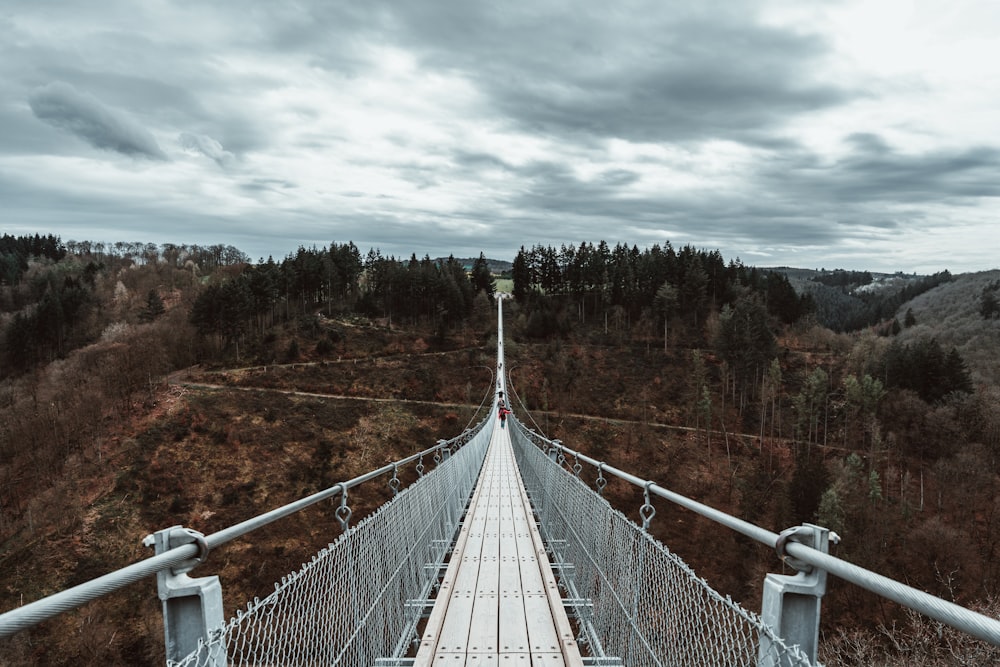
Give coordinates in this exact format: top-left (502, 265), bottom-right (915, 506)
top-left (349, 1), bottom-right (857, 146)
top-left (759, 134), bottom-right (1000, 205)
top-left (179, 132), bottom-right (236, 168)
top-left (5, 1), bottom-right (1000, 274)
top-left (28, 82), bottom-right (166, 160)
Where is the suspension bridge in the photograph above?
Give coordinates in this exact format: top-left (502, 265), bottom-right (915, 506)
top-left (2, 299), bottom-right (1000, 666)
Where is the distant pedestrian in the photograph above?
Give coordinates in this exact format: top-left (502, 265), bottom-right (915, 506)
top-left (498, 403), bottom-right (511, 428)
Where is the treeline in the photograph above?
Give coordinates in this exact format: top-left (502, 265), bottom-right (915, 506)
top-left (189, 245), bottom-right (496, 350)
top-left (0, 236), bottom-right (248, 288)
top-left (511, 241), bottom-right (814, 333)
top-left (62, 240), bottom-right (249, 270)
top-left (806, 270), bottom-right (953, 332)
top-left (0, 233), bottom-right (66, 285)
top-left (357, 251), bottom-right (495, 325)
top-left (190, 243), bottom-right (363, 346)
top-left (811, 269), bottom-right (873, 289)
top-left (882, 338), bottom-right (973, 403)
top-left (3, 274), bottom-right (94, 371)
top-left (0, 236), bottom-right (245, 376)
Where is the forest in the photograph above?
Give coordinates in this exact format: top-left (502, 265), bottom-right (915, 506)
top-left (1, 233), bottom-right (999, 665)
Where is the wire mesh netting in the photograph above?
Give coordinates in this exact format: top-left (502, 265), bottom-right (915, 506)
top-left (173, 420), bottom-right (493, 667)
top-left (509, 420), bottom-right (816, 667)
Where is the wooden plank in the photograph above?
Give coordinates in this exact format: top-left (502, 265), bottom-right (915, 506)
top-left (523, 594), bottom-right (562, 653)
top-left (498, 461), bottom-right (531, 654)
top-left (413, 435), bottom-right (496, 666)
top-left (441, 458), bottom-right (494, 654)
top-left (467, 436), bottom-right (503, 655)
top-left (511, 445), bottom-right (583, 666)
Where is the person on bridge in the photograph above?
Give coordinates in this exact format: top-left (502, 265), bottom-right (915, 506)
top-left (498, 402), bottom-right (511, 428)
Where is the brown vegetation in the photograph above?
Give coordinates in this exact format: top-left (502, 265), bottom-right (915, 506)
top-left (2, 245), bottom-right (999, 665)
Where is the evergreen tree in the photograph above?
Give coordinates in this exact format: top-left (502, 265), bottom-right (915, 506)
top-left (790, 446), bottom-right (829, 524)
top-left (470, 252), bottom-right (496, 301)
top-left (715, 292), bottom-right (776, 403)
top-left (679, 253), bottom-right (708, 326)
top-left (794, 368), bottom-right (829, 446)
top-left (3, 312), bottom-right (35, 370)
top-left (140, 289), bottom-right (166, 322)
top-left (764, 272), bottom-right (808, 324)
top-left (981, 287), bottom-right (1000, 320)
top-left (512, 248), bottom-right (530, 303)
top-left (654, 282), bottom-right (678, 350)
top-left (943, 347), bottom-right (973, 395)
top-left (883, 338), bottom-right (973, 403)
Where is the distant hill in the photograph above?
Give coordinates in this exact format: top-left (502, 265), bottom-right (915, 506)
top-left (769, 267), bottom-right (941, 332)
top-left (894, 270), bottom-right (1000, 385)
top-left (436, 257), bottom-right (512, 274)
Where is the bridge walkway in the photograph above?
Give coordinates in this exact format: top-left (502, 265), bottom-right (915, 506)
top-left (414, 417), bottom-right (583, 666)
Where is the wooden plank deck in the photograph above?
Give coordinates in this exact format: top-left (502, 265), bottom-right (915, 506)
top-left (414, 422), bottom-right (583, 666)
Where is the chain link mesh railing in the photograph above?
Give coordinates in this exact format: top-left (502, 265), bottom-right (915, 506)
top-left (172, 418), bottom-right (495, 667)
top-left (509, 419), bottom-right (815, 667)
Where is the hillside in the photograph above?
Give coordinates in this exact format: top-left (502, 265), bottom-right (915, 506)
top-left (775, 267), bottom-right (954, 333)
top-left (894, 270), bottom-right (1000, 385)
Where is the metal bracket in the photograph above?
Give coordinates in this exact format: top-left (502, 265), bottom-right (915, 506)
top-left (336, 486), bottom-right (352, 532)
top-left (389, 464), bottom-right (401, 497)
top-left (145, 526), bottom-right (225, 666)
top-left (774, 525), bottom-right (816, 574)
top-left (595, 463), bottom-right (607, 496)
top-left (759, 523), bottom-right (834, 667)
top-left (142, 525), bottom-right (211, 576)
top-left (639, 481), bottom-right (656, 531)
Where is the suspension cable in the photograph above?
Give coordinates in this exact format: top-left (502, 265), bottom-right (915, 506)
top-left (505, 368), bottom-right (547, 438)
top-left (461, 368), bottom-right (495, 433)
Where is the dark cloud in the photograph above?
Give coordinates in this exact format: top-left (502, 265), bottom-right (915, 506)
top-left (179, 132), bottom-right (236, 168)
top-left (347, 1), bottom-right (855, 146)
top-left (759, 134), bottom-right (1000, 205)
top-left (240, 178), bottom-right (297, 194)
top-left (28, 82), bottom-right (167, 160)
top-left (41, 66), bottom-right (209, 123)
top-left (236, 1), bottom-right (855, 146)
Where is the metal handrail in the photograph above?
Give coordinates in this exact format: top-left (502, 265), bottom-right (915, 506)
top-left (523, 428), bottom-right (1000, 648)
top-left (0, 424), bottom-right (483, 639)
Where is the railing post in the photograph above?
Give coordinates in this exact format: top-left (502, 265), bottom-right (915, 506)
top-left (144, 526), bottom-right (226, 666)
top-left (758, 523), bottom-right (834, 666)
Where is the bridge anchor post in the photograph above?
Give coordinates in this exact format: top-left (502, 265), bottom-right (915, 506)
top-left (144, 526), bottom-right (226, 667)
top-left (758, 523), bottom-right (834, 667)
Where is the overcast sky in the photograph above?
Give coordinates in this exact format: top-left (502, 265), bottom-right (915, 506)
top-left (3, 1), bottom-right (999, 273)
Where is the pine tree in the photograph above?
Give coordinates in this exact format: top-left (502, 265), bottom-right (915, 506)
top-left (470, 252), bottom-right (496, 301)
top-left (140, 289), bottom-right (166, 322)
top-left (512, 248), bottom-right (530, 303)
top-left (654, 282), bottom-right (678, 350)
top-left (981, 288), bottom-right (1000, 320)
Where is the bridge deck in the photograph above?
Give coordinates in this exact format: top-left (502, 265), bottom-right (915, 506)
top-left (414, 422), bottom-right (583, 666)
